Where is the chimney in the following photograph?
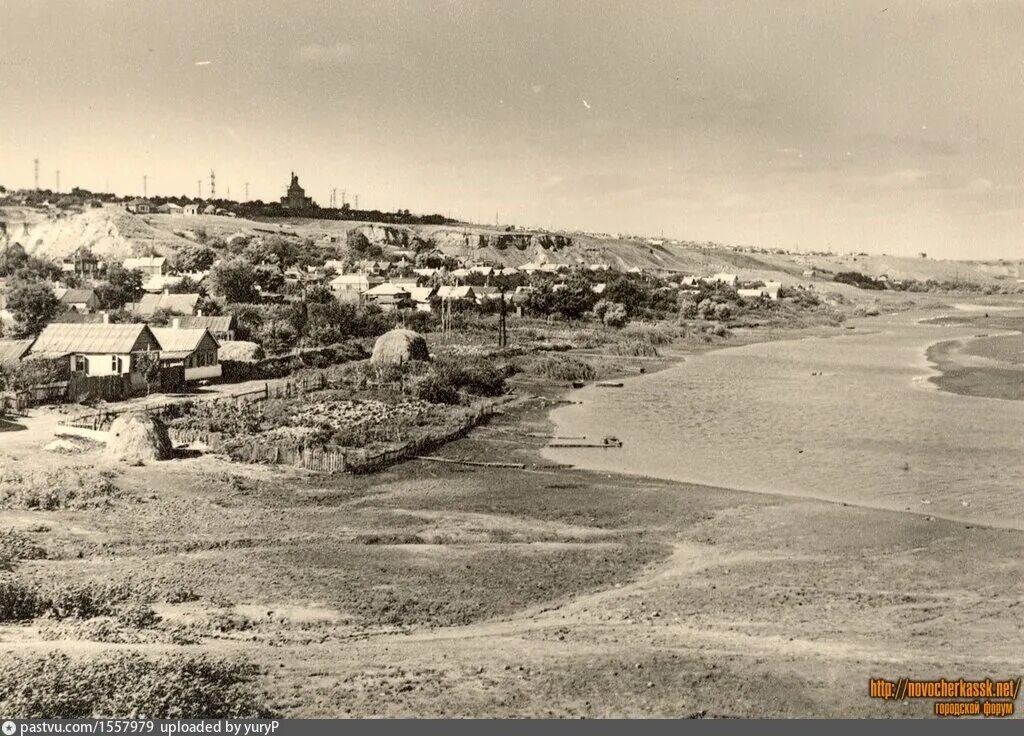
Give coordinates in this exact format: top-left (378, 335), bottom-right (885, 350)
top-left (101, 311), bottom-right (110, 324)
top-left (172, 317), bottom-right (181, 329)
top-left (196, 309), bottom-right (203, 317)
top-left (163, 288), bottom-right (170, 295)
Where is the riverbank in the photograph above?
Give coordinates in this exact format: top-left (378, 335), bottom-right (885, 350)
top-left (923, 310), bottom-right (1024, 402)
top-left (2, 316), bottom-right (1022, 717)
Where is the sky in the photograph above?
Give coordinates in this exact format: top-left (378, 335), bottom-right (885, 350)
top-left (1, 0), bottom-right (1022, 259)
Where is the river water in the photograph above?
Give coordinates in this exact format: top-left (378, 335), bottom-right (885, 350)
top-left (543, 312), bottom-right (1024, 530)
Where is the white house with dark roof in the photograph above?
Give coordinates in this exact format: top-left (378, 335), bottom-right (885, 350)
top-left (29, 323), bottom-right (161, 378)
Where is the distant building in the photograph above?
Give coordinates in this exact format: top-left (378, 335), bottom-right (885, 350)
top-left (182, 204), bottom-right (201, 216)
top-left (364, 283), bottom-right (412, 311)
top-left (125, 199), bottom-right (152, 214)
top-left (58, 288), bottom-right (100, 313)
top-left (329, 272), bottom-right (383, 299)
top-left (155, 202), bottom-right (183, 215)
top-left (123, 256), bottom-right (167, 277)
top-left (133, 292), bottom-right (201, 317)
top-left (60, 247), bottom-right (101, 278)
top-left (173, 313), bottom-right (237, 342)
top-left (280, 172), bottom-right (313, 209)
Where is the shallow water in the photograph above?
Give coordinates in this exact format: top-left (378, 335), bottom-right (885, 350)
top-left (544, 313), bottom-right (1024, 529)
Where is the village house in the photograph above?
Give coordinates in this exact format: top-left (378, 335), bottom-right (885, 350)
top-left (133, 291), bottom-right (201, 317)
top-left (152, 324), bottom-right (222, 383)
top-left (60, 247), bottom-right (101, 278)
top-left (173, 313), bottom-right (237, 342)
top-left (57, 288), bottom-right (100, 313)
top-left (436, 285), bottom-right (476, 302)
top-left (123, 256), bottom-right (168, 277)
top-left (407, 285), bottom-right (438, 312)
top-left (29, 322), bottom-right (161, 379)
top-left (155, 202), bottom-right (183, 215)
top-left (182, 203), bottom-right (201, 216)
top-left (364, 283), bottom-right (412, 311)
top-left (329, 272), bottom-right (384, 300)
top-left (710, 273), bottom-right (739, 286)
top-left (125, 199), bottom-right (152, 214)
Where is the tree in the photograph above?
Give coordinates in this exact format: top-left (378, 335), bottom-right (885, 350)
top-left (5, 278), bottom-right (59, 337)
top-left (602, 302), bottom-right (629, 328)
top-left (0, 243), bottom-right (29, 276)
top-left (173, 243), bottom-right (217, 272)
top-left (209, 258), bottom-right (258, 302)
top-left (95, 264), bottom-right (144, 309)
top-left (252, 265), bottom-right (285, 294)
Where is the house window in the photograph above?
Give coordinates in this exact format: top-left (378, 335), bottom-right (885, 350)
top-left (73, 355), bottom-right (86, 373)
top-left (111, 356), bottom-right (118, 373)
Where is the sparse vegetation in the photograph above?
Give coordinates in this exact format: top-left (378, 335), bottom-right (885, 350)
top-left (0, 652), bottom-right (274, 718)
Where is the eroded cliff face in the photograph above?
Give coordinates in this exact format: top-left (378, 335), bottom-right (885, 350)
top-left (351, 224), bottom-right (573, 254)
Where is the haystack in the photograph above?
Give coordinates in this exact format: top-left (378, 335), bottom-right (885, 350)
top-left (106, 412), bottom-right (173, 465)
top-left (370, 328), bottom-right (430, 366)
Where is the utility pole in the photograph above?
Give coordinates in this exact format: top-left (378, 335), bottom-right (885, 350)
top-left (244, 182), bottom-right (249, 202)
top-left (33, 158), bottom-right (40, 190)
top-left (497, 290), bottom-right (508, 348)
top-left (226, 184), bottom-right (231, 199)
top-left (354, 194), bottom-right (358, 209)
top-left (209, 170), bottom-right (216, 199)
top-left (55, 170), bottom-right (60, 194)
top-left (330, 188), bottom-right (337, 208)
top-left (143, 175), bottom-right (147, 198)
top-left (197, 179), bottom-right (202, 198)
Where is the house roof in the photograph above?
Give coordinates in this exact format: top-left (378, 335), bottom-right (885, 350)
top-left (59, 288), bottom-right (96, 305)
top-left (407, 287), bottom-right (437, 302)
top-left (365, 283), bottom-right (409, 297)
top-left (151, 327), bottom-right (219, 353)
top-left (31, 323), bottom-right (157, 356)
top-left (0, 338), bottom-right (32, 367)
top-left (174, 314), bottom-right (235, 333)
top-left (437, 285), bottom-right (475, 299)
top-left (134, 292), bottom-right (200, 316)
top-left (52, 310), bottom-right (106, 324)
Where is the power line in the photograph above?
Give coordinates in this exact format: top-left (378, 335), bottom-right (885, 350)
top-left (209, 170), bottom-right (216, 198)
top-left (55, 169), bottom-right (60, 194)
top-left (33, 158), bottom-right (39, 190)
top-left (143, 175), bottom-right (147, 198)
top-left (244, 182), bottom-right (249, 202)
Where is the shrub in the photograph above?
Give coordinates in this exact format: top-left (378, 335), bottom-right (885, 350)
top-left (116, 602), bottom-right (161, 629)
top-left (610, 340), bottom-right (659, 357)
top-left (415, 357), bottom-right (509, 404)
top-left (524, 355), bottom-right (597, 382)
top-left (47, 581), bottom-right (135, 620)
top-left (0, 529), bottom-right (47, 571)
top-left (0, 579), bottom-right (45, 621)
top-left (602, 302), bottom-right (629, 328)
top-left (0, 652), bottom-right (274, 718)
top-left (0, 469), bottom-right (132, 511)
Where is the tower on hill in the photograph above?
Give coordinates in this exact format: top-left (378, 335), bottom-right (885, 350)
top-left (281, 172), bottom-right (314, 208)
